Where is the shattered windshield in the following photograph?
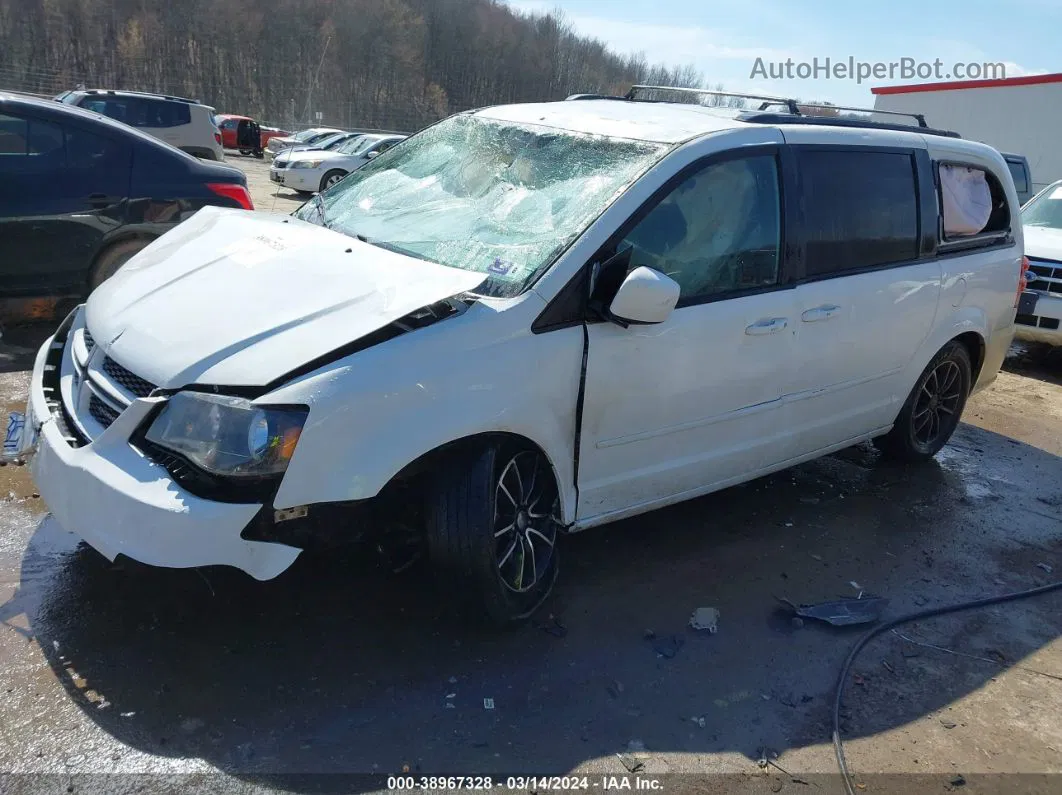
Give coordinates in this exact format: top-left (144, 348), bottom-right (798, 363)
top-left (297, 114), bottom-right (669, 297)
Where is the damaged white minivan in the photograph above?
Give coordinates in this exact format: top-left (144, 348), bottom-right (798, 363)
top-left (6, 88), bottom-right (1024, 623)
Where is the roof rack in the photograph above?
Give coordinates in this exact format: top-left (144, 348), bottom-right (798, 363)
top-left (83, 88), bottom-right (201, 104)
top-left (626, 85), bottom-right (800, 114)
top-left (620, 84), bottom-right (961, 137)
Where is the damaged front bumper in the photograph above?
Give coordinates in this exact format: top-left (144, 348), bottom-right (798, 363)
top-left (23, 309), bottom-right (302, 580)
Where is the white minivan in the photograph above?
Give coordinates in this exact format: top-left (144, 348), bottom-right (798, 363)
top-left (5, 89), bottom-right (1024, 623)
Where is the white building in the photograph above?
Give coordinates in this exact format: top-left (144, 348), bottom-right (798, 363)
top-left (873, 73), bottom-right (1062, 193)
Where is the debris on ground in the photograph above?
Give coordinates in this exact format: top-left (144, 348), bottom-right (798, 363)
top-left (777, 595), bottom-right (888, 626)
top-left (948, 774), bottom-right (966, 789)
top-left (616, 753), bottom-right (644, 773)
top-left (1037, 562), bottom-right (1054, 574)
top-left (650, 634), bottom-right (685, 659)
top-left (689, 607), bottom-right (720, 633)
top-left (448, 676), bottom-right (457, 684)
top-left (882, 660), bottom-right (896, 674)
top-left (483, 698), bottom-right (495, 710)
top-left (690, 716), bottom-right (706, 728)
top-left (810, 554), bottom-right (823, 562)
top-left (940, 718), bottom-right (957, 729)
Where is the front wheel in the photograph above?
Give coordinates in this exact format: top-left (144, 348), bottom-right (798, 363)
top-left (319, 169), bottom-right (347, 192)
top-left (875, 341), bottom-right (972, 462)
top-left (426, 442), bottom-right (561, 624)
top-left (238, 148), bottom-right (251, 155)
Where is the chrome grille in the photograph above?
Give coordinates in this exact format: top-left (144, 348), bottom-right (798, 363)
top-left (1027, 258), bottom-right (1062, 296)
top-left (102, 356), bottom-right (156, 398)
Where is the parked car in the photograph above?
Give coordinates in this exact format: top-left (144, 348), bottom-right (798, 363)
top-left (56, 89), bottom-right (224, 162)
top-left (1016, 179), bottom-right (1062, 344)
top-left (6, 93), bottom-right (1022, 624)
top-left (270, 134), bottom-right (405, 194)
top-left (279, 130), bottom-right (363, 157)
top-left (216, 114), bottom-right (291, 153)
top-left (1002, 153), bottom-right (1033, 206)
top-left (0, 92), bottom-right (253, 296)
top-left (265, 127), bottom-right (344, 160)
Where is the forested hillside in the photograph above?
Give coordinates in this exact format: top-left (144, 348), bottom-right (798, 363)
top-left (0, 0), bottom-right (702, 131)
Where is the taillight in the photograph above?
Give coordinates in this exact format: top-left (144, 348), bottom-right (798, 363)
top-left (1015, 256), bottom-right (1029, 307)
top-left (207, 182), bottom-right (254, 211)
top-left (214, 131), bottom-right (222, 145)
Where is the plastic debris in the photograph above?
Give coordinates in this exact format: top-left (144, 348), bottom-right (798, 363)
top-left (616, 753), bottom-right (644, 773)
top-left (690, 716), bottom-right (706, 728)
top-left (483, 698), bottom-right (495, 710)
top-left (689, 607), bottom-right (720, 633)
top-left (777, 595), bottom-right (888, 627)
top-left (1037, 562), bottom-right (1054, 574)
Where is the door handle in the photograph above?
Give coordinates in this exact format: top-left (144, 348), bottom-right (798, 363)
top-left (801, 304), bottom-right (842, 323)
top-left (745, 317), bottom-right (788, 336)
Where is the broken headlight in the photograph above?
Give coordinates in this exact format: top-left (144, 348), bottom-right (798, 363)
top-left (145, 392), bottom-right (307, 478)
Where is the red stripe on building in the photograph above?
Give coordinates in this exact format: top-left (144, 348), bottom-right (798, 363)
top-left (872, 73), bottom-right (1062, 95)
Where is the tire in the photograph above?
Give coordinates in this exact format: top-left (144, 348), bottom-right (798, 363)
top-left (88, 239), bottom-right (150, 292)
top-left (426, 441), bottom-right (561, 625)
top-left (238, 148), bottom-right (251, 155)
top-left (319, 169), bottom-right (347, 193)
top-left (874, 341), bottom-right (972, 462)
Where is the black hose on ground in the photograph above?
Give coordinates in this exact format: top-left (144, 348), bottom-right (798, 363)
top-left (833, 579), bottom-right (1062, 795)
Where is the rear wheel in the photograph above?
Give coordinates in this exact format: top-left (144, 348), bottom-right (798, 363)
top-left (320, 169), bottom-right (347, 192)
top-left (88, 239), bottom-right (150, 292)
top-left (875, 341), bottom-right (972, 462)
top-left (426, 441), bottom-right (561, 625)
top-left (238, 148), bottom-right (251, 155)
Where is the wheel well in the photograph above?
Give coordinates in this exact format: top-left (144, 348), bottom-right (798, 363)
top-left (953, 331), bottom-right (986, 383)
top-left (87, 235), bottom-right (155, 289)
top-left (393, 432), bottom-right (558, 485)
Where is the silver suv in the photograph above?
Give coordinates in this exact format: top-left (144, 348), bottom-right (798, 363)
top-left (57, 89), bottom-right (224, 161)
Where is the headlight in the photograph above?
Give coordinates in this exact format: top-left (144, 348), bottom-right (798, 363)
top-left (292, 160), bottom-right (322, 169)
top-left (144, 392), bottom-right (307, 478)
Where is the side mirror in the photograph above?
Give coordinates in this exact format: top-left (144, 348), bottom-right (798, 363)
top-left (608, 266), bottom-right (680, 326)
top-left (365, 150), bottom-right (380, 160)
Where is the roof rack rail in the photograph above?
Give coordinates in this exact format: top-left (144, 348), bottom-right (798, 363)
top-left (621, 83), bottom-right (960, 136)
top-left (626, 85), bottom-right (800, 114)
top-left (83, 88), bottom-right (201, 104)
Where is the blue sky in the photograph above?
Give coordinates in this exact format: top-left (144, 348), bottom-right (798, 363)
top-left (506, 0), bottom-right (1056, 106)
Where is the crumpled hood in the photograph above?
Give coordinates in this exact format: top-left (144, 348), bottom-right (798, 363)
top-left (1024, 225), bottom-right (1062, 263)
top-left (85, 207), bottom-right (486, 389)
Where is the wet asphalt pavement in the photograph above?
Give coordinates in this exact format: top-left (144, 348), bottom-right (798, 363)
top-left (0, 157), bottom-right (1059, 793)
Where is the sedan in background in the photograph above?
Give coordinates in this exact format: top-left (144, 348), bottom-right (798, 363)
top-left (1, 92), bottom-right (253, 295)
top-left (270, 134), bottom-right (405, 194)
top-left (265, 127), bottom-right (344, 160)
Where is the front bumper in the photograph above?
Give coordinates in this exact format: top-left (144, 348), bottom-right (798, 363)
top-left (1015, 290), bottom-right (1062, 345)
top-left (24, 310), bottom-right (301, 580)
top-left (270, 166), bottom-right (319, 192)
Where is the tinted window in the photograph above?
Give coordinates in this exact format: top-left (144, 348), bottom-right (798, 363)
top-left (620, 154), bottom-right (781, 302)
top-left (1022, 184), bottom-right (1062, 230)
top-left (1006, 160), bottom-right (1029, 194)
top-left (79, 96), bottom-right (190, 128)
top-left (66, 126), bottom-right (128, 170)
top-left (799, 149), bottom-right (918, 276)
top-left (0, 113), bottom-right (65, 169)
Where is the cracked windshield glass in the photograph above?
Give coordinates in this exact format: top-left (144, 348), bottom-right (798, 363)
top-left (297, 114), bottom-right (668, 297)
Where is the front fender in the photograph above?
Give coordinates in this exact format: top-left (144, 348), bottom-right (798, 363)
top-left (267, 312), bottom-right (584, 524)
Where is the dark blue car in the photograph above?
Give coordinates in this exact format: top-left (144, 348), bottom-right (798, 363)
top-left (0, 92), bottom-right (254, 296)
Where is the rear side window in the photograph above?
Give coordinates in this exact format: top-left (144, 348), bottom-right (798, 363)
top-left (1006, 160), bottom-right (1029, 195)
top-left (66, 126), bottom-right (129, 170)
top-left (937, 162), bottom-right (1010, 244)
top-left (798, 149), bottom-right (919, 277)
top-left (78, 96), bottom-right (191, 128)
top-left (0, 113), bottom-right (65, 171)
